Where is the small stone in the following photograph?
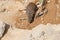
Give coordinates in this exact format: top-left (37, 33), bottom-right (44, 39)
top-left (23, 10), bottom-right (26, 14)
top-left (25, 0), bottom-right (28, 3)
top-left (47, 0), bottom-right (51, 3)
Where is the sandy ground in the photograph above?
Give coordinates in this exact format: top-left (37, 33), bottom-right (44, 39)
top-left (0, 0), bottom-right (60, 29)
top-left (0, 0), bottom-right (60, 40)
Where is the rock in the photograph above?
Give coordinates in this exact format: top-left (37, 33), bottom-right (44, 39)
top-left (0, 21), bottom-right (5, 38)
top-left (0, 20), bottom-right (10, 39)
top-left (1, 27), bottom-right (32, 40)
top-left (1, 23), bottom-right (60, 40)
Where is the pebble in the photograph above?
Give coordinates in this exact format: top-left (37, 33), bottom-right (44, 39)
top-left (47, 0), bottom-right (51, 3)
